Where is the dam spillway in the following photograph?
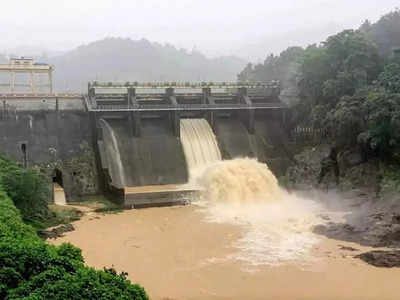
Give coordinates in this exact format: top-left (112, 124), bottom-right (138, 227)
top-left (180, 118), bottom-right (222, 174)
top-left (91, 82), bottom-right (289, 207)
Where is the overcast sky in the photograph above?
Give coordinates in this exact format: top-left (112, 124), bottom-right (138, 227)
top-left (0, 0), bottom-right (398, 60)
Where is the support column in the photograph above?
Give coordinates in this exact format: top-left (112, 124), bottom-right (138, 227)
top-left (10, 71), bottom-right (15, 92)
top-left (30, 71), bottom-right (35, 93)
top-left (166, 87), bottom-right (174, 99)
top-left (207, 110), bottom-right (216, 132)
top-left (240, 87), bottom-right (255, 134)
top-left (127, 87), bottom-right (135, 107)
top-left (203, 87), bottom-right (216, 131)
top-left (1, 100), bottom-right (5, 120)
top-left (48, 70), bottom-right (53, 94)
top-left (202, 87), bottom-right (211, 104)
top-left (169, 95), bottom-right (180, 138)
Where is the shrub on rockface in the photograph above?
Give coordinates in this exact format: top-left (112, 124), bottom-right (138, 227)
top-left (0, 155), bottom-right (50, 223)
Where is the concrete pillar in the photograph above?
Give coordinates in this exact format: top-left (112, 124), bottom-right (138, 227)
top-left (127, 87), bottom-right (135, 107)
top-left (30, 71), bottom-right (35, 93)
top-left (89, 87), bottom-right (96, 98)
top-left (166, 87), bottom-right (174, 99)
top-left (1, 100), bottom-right (5, 120)
top-left (169, 96), bottom-right (180, 138)
top-left (10, 71), bottom-right (15, 92)
top-left (239, 88), bottom-right (255, 134)
top-left (48, 71), bottom-right (53, 94)
top-left (207, 111), bottom-right (216, 132)
top-left (202, 87), bottom-right (211, 104)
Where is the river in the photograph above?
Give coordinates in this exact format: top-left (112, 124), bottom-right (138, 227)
top-left (50, 203), bottom-right (400, 300)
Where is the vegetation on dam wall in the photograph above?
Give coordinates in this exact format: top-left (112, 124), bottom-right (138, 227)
top-left (0, 109), bottom-right (99, 200)
top-left (38, 142), bottom-right (99, 201)
top-left (0, 157), bottom-right (148, 300)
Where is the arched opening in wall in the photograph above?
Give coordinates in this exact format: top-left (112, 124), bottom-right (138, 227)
top-left (52, 169), bottom-right (66, 205)
top-left (53, 169), bottom-right (63, 187)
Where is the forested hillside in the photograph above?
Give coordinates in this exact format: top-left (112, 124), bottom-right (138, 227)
top-left (48, 38), bottom-right (246, 92)
top-left (238, 9), bottom-right (400, 161)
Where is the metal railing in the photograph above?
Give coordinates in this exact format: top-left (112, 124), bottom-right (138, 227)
top-left (89, 102), bottom-right (286, 112)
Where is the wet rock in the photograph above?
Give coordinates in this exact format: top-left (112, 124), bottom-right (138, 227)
top-left (318, 214), bottom-right (331, 221)
top-left (369, 212), bottom-right (385, 221)
top-left (356, 251), bottom-right (400, 268)
top-left (338, 245), bottom-right (359, 252)
top-left (340, 151), bottom-right (363, 168)
top-left (38, 223), bottom-right (75, 240)
top-left (392, 214), bottom-right (400, 224)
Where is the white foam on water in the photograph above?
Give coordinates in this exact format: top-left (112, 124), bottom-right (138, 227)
top-left (178, 119), bottom-right (323, 266)
top-left (193, 158), bottom-right (324, 267)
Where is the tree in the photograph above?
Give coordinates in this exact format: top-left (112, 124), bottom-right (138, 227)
top-left (378, 62), bottom-right (400, 93)
top-left (361, 9), bottom-right (400, 58)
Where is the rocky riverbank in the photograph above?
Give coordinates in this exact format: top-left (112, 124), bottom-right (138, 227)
top-left (287, 145), bottom-right (400, 267)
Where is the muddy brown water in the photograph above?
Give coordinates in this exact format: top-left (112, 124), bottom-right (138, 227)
top-left (50, 204), bottom-right (400, 300)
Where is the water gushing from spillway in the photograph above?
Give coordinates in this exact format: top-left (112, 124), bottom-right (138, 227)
top-left (99, 119), bottom-right (126, 187)
top-left (194, 158), bottom-right (323, 267)
top-left (180, 118), bottom-right (222, 178)
top-left (198, 158), bottom-right (283, 205)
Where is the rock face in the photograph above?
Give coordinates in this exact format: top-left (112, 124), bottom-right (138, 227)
top-left (314, 212), bottom-right (400, 248)
top-left (286, 145), bottom-right (382, 193)
top-left (356, 251), bottom-right (400, 268)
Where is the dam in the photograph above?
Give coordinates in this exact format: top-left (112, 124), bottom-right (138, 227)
top-left (0, 80), bottom-right (288, 206)
top-left (88, 81), bottom-right (288, 207)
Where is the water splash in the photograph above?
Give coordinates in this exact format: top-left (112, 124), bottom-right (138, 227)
top-left (198, 158), bottom-right (282, 205)
top-left (194, 158), bottom-right (323, 267)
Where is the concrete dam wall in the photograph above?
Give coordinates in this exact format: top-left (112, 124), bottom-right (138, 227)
top-left (0, 96), bottom-right (99, 201)
top-left (97, 114), bottom-right (290, 191)
top-left (99, 117), bottom-right (188, 188)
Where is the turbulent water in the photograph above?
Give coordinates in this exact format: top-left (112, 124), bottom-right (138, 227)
top-left (198, 158), bottom-right (282, 204)
top-left (194, 158), bottom-right (322, 266)
top-left (180, 118), bottom-right (222, 176)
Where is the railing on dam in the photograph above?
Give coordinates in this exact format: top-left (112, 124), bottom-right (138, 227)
top-left (86, 102), bottom-right (286, 112)
top-left (85, 81), bottom-right (287, 113)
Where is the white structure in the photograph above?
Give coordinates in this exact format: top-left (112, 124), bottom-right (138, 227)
top-left (0, 57), bottom-right (54, 93)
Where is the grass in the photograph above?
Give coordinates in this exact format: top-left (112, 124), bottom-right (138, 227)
top-left (28, 195), bottom-right (123, 231)
top-left (71, 194), bottom-right (123, 214)
top-left (36, 205), bottom-right (83, 229)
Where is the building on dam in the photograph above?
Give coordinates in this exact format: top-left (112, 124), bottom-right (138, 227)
top-left (0, 57), bottom-right (54, 94)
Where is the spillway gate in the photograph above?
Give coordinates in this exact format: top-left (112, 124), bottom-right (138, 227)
top-left (88, 81), bottom-right (288, 207)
